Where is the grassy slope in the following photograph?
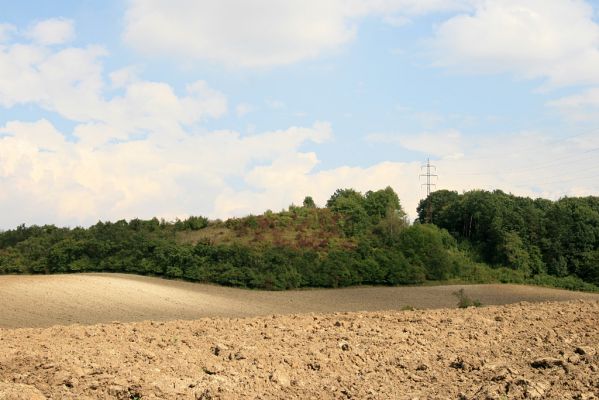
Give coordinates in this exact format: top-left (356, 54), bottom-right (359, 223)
top-left (175, 208), bottom-right (356, 251)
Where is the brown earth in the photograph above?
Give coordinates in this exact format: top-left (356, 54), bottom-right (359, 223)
top-left (1, 273), bottom-right (599, 328)
top-left (0, 300), bottom-right (598, 399)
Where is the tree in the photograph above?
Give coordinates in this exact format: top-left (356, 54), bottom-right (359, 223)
top-left (417, 190), bottom-right (460, 229)
top-left (303, 196), bottom-right (316, 208)
top-left (326, 189), bottom-right (370, 236)
top-left (364, 186), bottom-right (404, 222)
top-left (326, 188), bottom-right (364, 209)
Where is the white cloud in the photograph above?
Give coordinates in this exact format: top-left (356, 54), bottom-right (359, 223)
top-left (1, 107), bottom-right (597, 227)
top-left (548, 87), bottom-right (599, 121)
top-left (26, 18), bottom-right (75, 45)
top-left (2, 12), bottom-right (598, 229)
top-left (212, 127), bottom-right (599, 221)
top-left (0, 40), bottom-right (227, 142)
top-left (213, 160), bottom-right (421, 217)
top-left (123, 0), bottom-right (356, 67)
top-left (430, 0), bottom-right (599, 88)
top-left (0, 43), bottom-right (107, 111)
top-left (0, 23), bottom-right (16, 42)
top-left (367, 129), bottom-right (463, 157)
top-left (344, 0), bottom-right (471, 18)
top-left (0, 117), bottom-right (333, 227)
top-left (431, 131), bottom-right (599, 201)
top-left (363, 129), bottom-right (599, 218)
top-left (109, 65), bottom-right (141, 89)
top-left (122, 0), bottom-right (471, 67)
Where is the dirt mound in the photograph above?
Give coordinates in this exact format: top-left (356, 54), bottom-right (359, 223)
top-left (1, 300), bottom-right (598, 399)
top-left (2, 273), bottom-right (598, 328)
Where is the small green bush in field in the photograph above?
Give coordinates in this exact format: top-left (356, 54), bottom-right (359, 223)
top-left (401, 305), bottom-right (415, 311)
top-left (453, 288), bottom-right (482, 308)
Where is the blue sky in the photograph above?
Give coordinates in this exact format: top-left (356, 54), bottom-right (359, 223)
top-left (1, 0), bottom-right (599, 228)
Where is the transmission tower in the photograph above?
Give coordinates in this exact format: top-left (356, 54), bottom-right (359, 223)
top-left (419, 158), bottom-right (438, 223)
top-left (420, 158), bottom-right (437, 196)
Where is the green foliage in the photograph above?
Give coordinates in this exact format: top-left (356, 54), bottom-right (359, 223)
top-left (453, 288), bottom-right (482, 308)
top-left (174, 216), bottom-right (209, 231)
top-left (326, 188), bottom-right (370, 236)
top-left (0, 187), bottom-right (597, 293)
top-left (373, 209), bottom-right (408, 245)
top-left (364, 186), bottom-right (404, 222)
top-left (303, 196), bottom-right (316, 208)
top-left (420, 190), bottom-right (599, 287)
top-left (397, 224), bottom-right (456, 281)
top-left (326, 186), bottom-right (406, 237)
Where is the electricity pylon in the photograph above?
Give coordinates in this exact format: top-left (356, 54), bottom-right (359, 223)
top-left (419, 158), bottom-right (437, 223)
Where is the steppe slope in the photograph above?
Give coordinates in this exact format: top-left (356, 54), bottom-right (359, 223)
top-left (2, 273), bottom-right (599, 328)
top-left (0, 300), bottom-right (598, 399)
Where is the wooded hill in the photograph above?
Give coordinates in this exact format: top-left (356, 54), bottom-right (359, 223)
top-left (0, 187), bottom-right (597, 291)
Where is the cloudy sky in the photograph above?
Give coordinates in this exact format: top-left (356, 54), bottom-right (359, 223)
top-left (1, 0), bottom-right (599, 228)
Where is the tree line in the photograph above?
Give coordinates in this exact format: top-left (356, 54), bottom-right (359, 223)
top-left (418, 189), bottom-right (599, 286)
top-left (0, 187), bottom-right (597, 291)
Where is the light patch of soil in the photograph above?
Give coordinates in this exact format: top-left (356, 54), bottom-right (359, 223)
top-left (1, 273), bottom-right (598, 328)
top-left (1, 300), bottom-right (598, 399)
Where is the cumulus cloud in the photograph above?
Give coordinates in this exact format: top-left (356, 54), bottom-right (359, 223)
top-left (212, 127), bottom-right (599, 222)
top-left (430, 0), bottom-right (599, 88)
top-left (2, 10), bottom-right (598, 229)
top-left (122, 0), bottom-right (470, 67)
top-left (0, 40), bottom-right (227, 140)
top-left (0, 43), bottom-right (107, 110)
top-left (548, 87), bottom-right (599, 121)
top-left (123, 0), bottom-right (356, 67)
top-left (213, 160), bottom-right (421, 217)
top-left (109, 65), bottom-right (142, 89)
top-left (26, 18), bottom-right (75, 45)
top-left (0, 25), bottom-right (349, 227)
top-left (0, 117), bottom-right (334, 227)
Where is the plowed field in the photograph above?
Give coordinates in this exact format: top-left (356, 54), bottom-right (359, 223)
top-left (1, 273), bottom-right (598, 328)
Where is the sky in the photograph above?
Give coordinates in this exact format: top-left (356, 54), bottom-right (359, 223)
top-left (1, 0), bottom-right (599, 228)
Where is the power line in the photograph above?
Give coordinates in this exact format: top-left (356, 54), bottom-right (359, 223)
top-left (510, 163), bottom-right (599, 186)
top-left (446, 128), bottom-right (599, 164)
top-left (520, 170), bottom-right (599, 187)
top-left (452, 146), bottom-right (599, 177)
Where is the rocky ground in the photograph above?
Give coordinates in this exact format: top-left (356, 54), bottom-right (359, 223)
top-left (0, 300), bottom-right (598, 399)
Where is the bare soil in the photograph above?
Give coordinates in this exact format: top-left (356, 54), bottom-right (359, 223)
top-left (1, 300), bottom-right (598, 399)
top-left (1, 273), bottom-right (598, 328)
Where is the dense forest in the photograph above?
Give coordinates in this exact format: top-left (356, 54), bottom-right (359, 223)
top-left (0, 187), bottom-right (597, 291)
top-left (417, 189), bottom-right (599, 287)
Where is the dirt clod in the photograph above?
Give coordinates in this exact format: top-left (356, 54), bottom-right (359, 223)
top-left (1, 299), bottom-right (598, 399)
top-left (531, 357), bottom-right (565, 369)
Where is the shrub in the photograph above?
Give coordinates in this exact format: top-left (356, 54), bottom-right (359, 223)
top-left (453, 288), bottom-right (482, 308)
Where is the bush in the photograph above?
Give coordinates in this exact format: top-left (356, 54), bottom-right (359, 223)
top-left (453, 288), bottom-right (482, 308)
